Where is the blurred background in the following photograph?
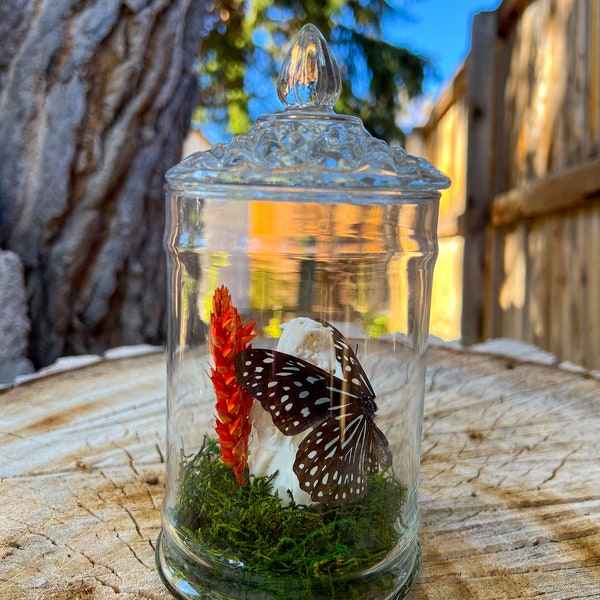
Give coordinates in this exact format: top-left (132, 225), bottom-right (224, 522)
top-left (0, 0), bottom-right (598, 384)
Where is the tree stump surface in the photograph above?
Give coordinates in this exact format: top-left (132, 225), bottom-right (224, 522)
top-left (1, 345), bottom-right (598, 599)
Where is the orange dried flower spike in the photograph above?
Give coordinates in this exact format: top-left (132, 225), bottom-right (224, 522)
top-left (208, 285), bottom-right (256, 485)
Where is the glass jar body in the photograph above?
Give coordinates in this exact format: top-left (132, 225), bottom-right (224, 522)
top-left (157, 186), bottom-right (439, 600)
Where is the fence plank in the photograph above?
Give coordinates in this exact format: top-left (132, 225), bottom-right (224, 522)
top-left (461, 10), bottom-right (498, 345)
top-left (564, 0), bottom-right (588, 164)
top-left (491, 155), bottom-right (600, 226)
top-left (408, 0), bottom-right (600, 369)
top-left (483, 228), bottom-right (505, 340)
top-left (585, 209), bottom-right (600, 363)
top-left (564, 212), bottom-right (583, 366)
top-left (497, 0), bottom-right (535, 31)
top-left (590, 0), bottom-right (600, 154)
top-left (547, 215), bottom-right (566, 360)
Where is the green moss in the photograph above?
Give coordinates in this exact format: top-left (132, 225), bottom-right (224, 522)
top-left (173, 438), bottom-right (405, 581)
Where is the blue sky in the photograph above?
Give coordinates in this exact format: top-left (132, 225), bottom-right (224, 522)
top-left (389, 0), bottom-right (502, 128)
top-left (200, 1), bottom-right (504, 140)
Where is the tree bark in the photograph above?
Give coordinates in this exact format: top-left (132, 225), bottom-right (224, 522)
top-left (0, 0), bottom-right (209, 367)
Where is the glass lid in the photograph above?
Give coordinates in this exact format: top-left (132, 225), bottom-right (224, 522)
top-left (167, 24), bottom-right (450, 193)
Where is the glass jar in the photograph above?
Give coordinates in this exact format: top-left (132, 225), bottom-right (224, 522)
top-left (156, 24), bottom-right (450, 600)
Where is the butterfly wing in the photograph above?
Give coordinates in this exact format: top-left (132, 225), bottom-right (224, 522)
top-left (294, 410), bottom-right (391, 503)
top-left (234, 349), bottom-right (334, 435)
top-left (234, 329), bottom-right (391, 504)
top-left (314, 319), bottom-right (376, 401)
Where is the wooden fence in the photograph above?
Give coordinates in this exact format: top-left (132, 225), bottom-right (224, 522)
top-left (408, 0), bottom-right (600, 370)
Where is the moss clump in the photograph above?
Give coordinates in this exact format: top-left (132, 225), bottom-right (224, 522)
top-left (174, 438), bottom-right (405, 580)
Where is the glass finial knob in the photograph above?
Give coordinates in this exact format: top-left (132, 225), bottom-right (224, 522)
top-left (277, 24), bottom-right (342, 110)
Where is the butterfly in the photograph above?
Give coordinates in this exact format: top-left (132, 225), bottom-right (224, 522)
top-left (234, 319), bottom-right (391, 503)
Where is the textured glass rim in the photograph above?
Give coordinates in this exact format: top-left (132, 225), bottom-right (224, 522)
top-left (164, 181), bottom-right (443, 204)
